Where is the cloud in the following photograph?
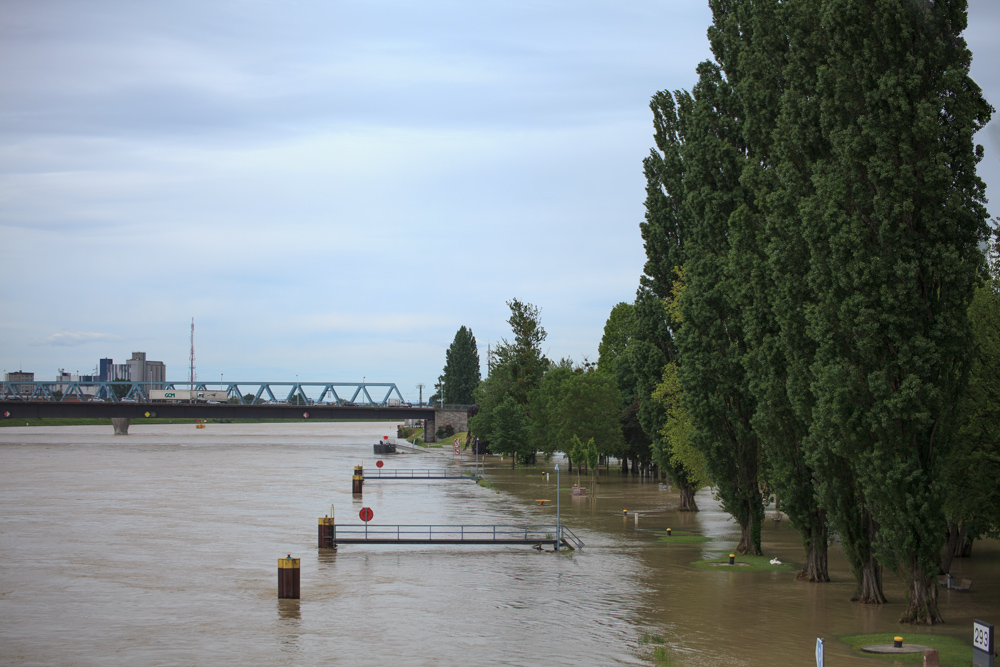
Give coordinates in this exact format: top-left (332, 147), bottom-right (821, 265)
top-left (35, 332), bottom-right (120, 347)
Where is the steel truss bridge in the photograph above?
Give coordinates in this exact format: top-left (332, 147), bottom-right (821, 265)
top-left (0, 380), bottom-right (409, 407)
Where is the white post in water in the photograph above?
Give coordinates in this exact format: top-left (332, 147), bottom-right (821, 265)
top-left (815, 638), bottom-right (824, 667)
top-left (554, 463), bottom-right (561, 548)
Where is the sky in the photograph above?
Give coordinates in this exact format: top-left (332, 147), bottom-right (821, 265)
top-left (3, 0), bottom-right (1000, 403)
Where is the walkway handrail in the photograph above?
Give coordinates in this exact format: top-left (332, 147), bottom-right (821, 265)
top-left (366, 469), bottom-right (476, 479)
top-left (332, 523), bottom-right (560, 541)
top-left (560, 525), bottom-right (585, 550)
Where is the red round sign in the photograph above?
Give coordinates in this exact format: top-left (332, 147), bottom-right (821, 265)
top-left (359, 507), bottom-right (374, 522)
top-left (376, 460), bottom-right (384, 468)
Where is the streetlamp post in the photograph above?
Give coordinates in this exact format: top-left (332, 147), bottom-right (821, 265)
top-left (554, 463), bottom-right (561, 548)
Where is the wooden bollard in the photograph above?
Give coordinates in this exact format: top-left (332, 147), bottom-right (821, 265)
top-left (352, 465), bottom-right (363, 494)
top-left (318, 515), bottom-right (335, 548)
top-left (923, 649), bottom-right (939, 667)
top-left (278, 555), bottom-right (300, 599)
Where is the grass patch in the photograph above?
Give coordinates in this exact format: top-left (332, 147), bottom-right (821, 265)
top-left (638, 633), bottom-right (677, 667)
top-left (691, 555), bottom-right (795, 572)
top-left (477, 477), bottom-right (493, 489)
top-left (840, 633), bottom-right (972, 666)
top-left (655, 530), bottom-right (711, 544)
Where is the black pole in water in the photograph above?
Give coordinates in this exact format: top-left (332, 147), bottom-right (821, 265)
top-left (278, 555), bottom-right (300, 599)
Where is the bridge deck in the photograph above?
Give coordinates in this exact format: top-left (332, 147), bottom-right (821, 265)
top-left (323, 524), bottom-right (581, 549)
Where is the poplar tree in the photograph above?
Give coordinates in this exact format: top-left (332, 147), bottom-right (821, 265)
top-left (631, 91), bottom-right (700, 510)
top-left (790, 0), bottom-right (992, 624)
top-left (442, 326), bottom-right (480, 405)
top-left (672, 58), bottom-right (764, 555)
top-left (712, 0), bottom-right (834, 583)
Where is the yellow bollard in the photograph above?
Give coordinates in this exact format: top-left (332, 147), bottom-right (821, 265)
top-left (729, 554), bottom-right (735, 565)
top-left (352, 465), bottom-right (364, 494)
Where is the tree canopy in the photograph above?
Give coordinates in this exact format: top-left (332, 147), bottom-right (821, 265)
top-left (441, 326), bottom-right (480, 405)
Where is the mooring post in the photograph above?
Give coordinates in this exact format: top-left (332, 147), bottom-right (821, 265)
top-left (554, 463), bottom-right (560, 549)
top-left (924, 648), bottom-right (940, 666)
top-left (278, 554), bottom-right (300, 599)
top-left (352, 465), bottom-right (363, 495)
top-left (111, 418), bottom-right (130, 435)
top-left (318, 513), bottom-right (335, 549)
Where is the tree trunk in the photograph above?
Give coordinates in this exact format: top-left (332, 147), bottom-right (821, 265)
top-left (852, 555), bottom-right (887, 604)
top-left (940, 520), bottom-right (963, 575)
top-left (959, 538), bottom-right (973, 558)
top-left (900, 558), bottom-right (943, 624)
top-left (677, 483), bottom-right (699, 512)
top-left (797, 512), bottom-right (830, 582)
top-left (736, 507), bottom-right (763, 556)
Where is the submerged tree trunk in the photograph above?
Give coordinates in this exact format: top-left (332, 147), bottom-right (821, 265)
top-left (677, 483), bottom-right (699, 511)
top-left (853, 554), bottom-right (887, 604)
top-left (900, 558), bottom-right (943, 624)
top-left (736, 499), bottom-right (763, 556)
top-left (941, 520), bottom-right (964, 575)
top-left (797, 511), bottom-right (830, 582)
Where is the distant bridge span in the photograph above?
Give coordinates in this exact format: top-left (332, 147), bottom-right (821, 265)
top-left (0, 400), bottom-right (471, 443)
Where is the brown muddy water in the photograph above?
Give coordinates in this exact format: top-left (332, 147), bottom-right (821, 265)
top-left (0, 423), bottom-right (996, 666)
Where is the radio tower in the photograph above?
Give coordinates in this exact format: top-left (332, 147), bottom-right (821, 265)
top-left (188, 318), bottom-right (196, 387)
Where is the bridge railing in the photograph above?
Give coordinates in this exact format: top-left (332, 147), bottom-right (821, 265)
top-left (366, 469), bottom-right (476, 479)
top-left (332, 524), bottom-right (561, 542)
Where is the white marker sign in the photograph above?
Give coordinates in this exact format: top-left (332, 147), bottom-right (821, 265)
top-left (974, 619), bottom-right (992, 652)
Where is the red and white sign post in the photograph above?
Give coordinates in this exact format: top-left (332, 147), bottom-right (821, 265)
top-left (454, 438), bottom-right (460, 455)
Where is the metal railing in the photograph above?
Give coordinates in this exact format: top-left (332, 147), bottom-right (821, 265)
top-left (326, 523), bottom-right (584, 550)
top-left (331, 523), bottom-right (558, 543)
top-left (365, 469), bottom-right (476, 480)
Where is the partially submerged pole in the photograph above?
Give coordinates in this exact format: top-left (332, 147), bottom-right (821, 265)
top-left (278, 555), bottom-right (300, 599)
top-left (352, 465), bottom-right (363, 495)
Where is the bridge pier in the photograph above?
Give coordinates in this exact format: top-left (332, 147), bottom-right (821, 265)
top-left (111, 418), bottom-right (131, 435)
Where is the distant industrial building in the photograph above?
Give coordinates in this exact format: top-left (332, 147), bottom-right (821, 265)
top-left (4, 371), bottom-right (35, 398)
top-left (98, 353), bottom-right (166, 385)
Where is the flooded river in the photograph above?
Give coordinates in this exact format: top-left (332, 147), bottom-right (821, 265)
top-left (1, 423), bottom-right (996, 666)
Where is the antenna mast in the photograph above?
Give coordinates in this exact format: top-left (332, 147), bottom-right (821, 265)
top-left (189, 318), bottom-right (196, 387)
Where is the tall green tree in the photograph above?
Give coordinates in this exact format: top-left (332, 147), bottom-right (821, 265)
top-left (469, 299), bottom-right (549, 466)
top-left (704, 0), bottom-right (834, 583)
top-left (788, 0), bottom-right (992, 624)
top-left (492, 299), bottom-right (548, 407)
top-left (627, 89), bottom-right (701, 508)
top-left (941, 279), bottom-right (1000, 572)
top-left (442, 326), bottom-right (480, 405)
top-left (672, 58), bottom-right (765, 556)
top-left (598, 301), bottom-right (657, 483)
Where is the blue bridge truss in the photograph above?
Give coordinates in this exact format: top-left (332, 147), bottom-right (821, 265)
top-left (0, 381), bottom-right (410, 407)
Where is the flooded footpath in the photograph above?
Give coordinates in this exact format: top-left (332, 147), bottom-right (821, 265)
top-left (1, 422), bottom-right (997, 666)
